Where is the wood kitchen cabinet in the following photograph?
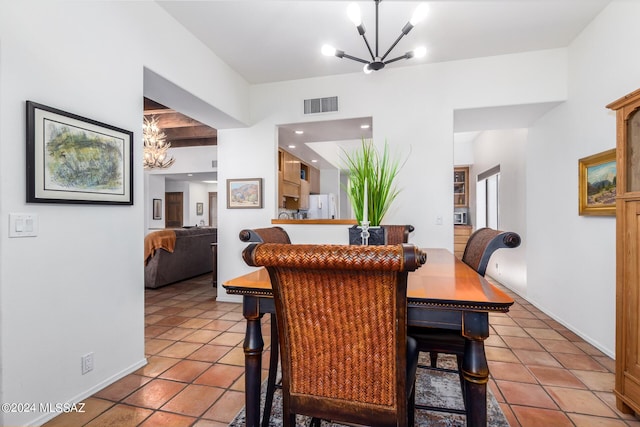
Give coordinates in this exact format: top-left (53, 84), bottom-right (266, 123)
top-left (308, 165), bottom-right (320, 194)
top-left (454, 167), bottom-right (469, 207)
top-left (281, 181), bottom-right (300, 198)
top-left (299, 179), bottom-right (310, 210)
top-left (607, 88), bottom-right (640, 415)
top-left (278, 149), bottom-right (320, 209)
top-left (279, 149), bottom-right (300, 199)
top-left (282, 150), bottom-right (301, 184)
top-left (454, 225), bottom-right (472, 259)
top-left (278, 170), bottom-right (285, 208)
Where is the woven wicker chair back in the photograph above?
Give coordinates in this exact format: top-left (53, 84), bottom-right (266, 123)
top-left (382, 225), bottom-right (415, 245)
top-left (242, 243), bottom-right (426, 426)
top-left (461, 227), bottom-right (521, 276)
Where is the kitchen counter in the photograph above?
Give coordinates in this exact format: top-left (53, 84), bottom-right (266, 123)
top-left (271, 219), bottom-right (357, 225)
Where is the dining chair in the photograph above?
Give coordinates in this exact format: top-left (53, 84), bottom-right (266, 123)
top-left (239, 226), bottom-right (291, 245)
top-left (349, 224), bottom-right (414, 245)
top-left (382, 225), bottom-right (415, 244)
top-left (242, 243), bottom-right (427, 427)
top-left (408, 227), bottom-right (521, 415)
top-left (238, 226), bottom-right (291, 427)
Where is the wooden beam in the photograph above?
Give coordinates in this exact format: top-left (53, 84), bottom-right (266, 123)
top-left (170, 137), bottom-right (217, 148)
top-left (143, 97), bottom-right (217, 148)
top-left (144, 98), bottom-right (169, 111)
top-left (165, 125), bottom-right (217, 140)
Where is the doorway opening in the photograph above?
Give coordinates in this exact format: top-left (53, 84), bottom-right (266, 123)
top-left (476, 165), bottom-right (500, 229)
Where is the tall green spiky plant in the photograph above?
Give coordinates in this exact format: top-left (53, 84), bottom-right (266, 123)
top-left (341, 139), bottom-right (403, 226)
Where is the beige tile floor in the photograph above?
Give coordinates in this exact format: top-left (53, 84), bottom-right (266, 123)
top-left (43, 273), bottom-right (640, 427)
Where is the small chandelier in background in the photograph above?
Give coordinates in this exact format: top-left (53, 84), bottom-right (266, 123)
top-left (143, 115), bottom-right (175, 169)
top-left (322, 0), bottom-right (428, 74)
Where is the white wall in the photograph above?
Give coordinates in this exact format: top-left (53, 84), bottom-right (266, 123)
top-left (146, 174), bottom-right (166, 231)
top-left (319, 168), bottom-right (341, 198)
top-left (217, 49), bottom-right (568, 302)
top-left (187, 182), bottom-right (214, 227)
top-left (471, 129), bottom-right (528, 295)
top-left (145, 145), bottom-right (219, 231)
top-left (453, 134), bottom-right (476, 166)
top-left (526, 0), bottom-right (640, 357)
top-left (0, 1), bottom-right (249, 425)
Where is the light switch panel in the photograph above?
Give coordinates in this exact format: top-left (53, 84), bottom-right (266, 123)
top-left (9, 213), bottom-right (38, 237)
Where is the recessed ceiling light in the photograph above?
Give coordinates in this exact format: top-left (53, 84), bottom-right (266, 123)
top-left (288, 144), bottom-right (296, 148)
top-left (295, 130), bottom-right (304, 134)
top-left (202, 180), bottom-right (217, 184)
top-left (311, 159), bottom-right (318, 163)
top-left (361, 124), bottom-right (370, 129)
top-left (187, 173), bottom-right (193, 176)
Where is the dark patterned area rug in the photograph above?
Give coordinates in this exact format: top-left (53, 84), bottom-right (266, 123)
top-left (229, 354), bottom-right (509, 426)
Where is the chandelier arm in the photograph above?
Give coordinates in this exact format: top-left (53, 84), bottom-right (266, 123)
top-left (383, 53), bottom-right (411, 65)
top-left (380, 32), bottom-right (407, 62)
top-left (360, 34), bottom-right (376, 61)
top-left (341, 52), bottom-right (371, 65)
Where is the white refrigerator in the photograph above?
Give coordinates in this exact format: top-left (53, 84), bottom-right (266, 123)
top-left (306, 194), bottom-right (337, 219)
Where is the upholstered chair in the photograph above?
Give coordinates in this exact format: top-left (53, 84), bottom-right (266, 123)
top-left (243, 243), bottom-right (427, 427)
top-left (409, 227), bottom-right (521, 414)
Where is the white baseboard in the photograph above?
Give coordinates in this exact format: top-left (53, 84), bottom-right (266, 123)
top-left (30, 357), bottom-right (148, 426)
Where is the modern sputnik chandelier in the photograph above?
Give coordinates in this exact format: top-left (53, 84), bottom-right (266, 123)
top-left (322, 0), bottom-right (428, 74)
top-left (143, 115), bottom-right (175, 169)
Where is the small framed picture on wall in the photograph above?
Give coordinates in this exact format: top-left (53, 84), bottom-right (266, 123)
top-left (153, 199), bottom-right (162, 220)
top-left (227, 178), bottom-right (263, 209)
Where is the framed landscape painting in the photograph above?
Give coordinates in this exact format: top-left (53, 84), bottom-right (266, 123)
top-left (578, 148), bottom-right (616, 216)
top-left (227, 178), bottom-right (263, 209)
top-left (26, 101), bottom-right (133, 205)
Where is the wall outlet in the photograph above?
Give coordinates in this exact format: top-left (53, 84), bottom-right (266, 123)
top-left (81, 352), bottom-right (94, 375)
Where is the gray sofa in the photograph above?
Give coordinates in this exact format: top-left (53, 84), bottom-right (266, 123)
top-left (144, 227), bottom-right (217, 289)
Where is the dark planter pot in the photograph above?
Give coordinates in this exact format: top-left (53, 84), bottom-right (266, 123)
top-left (348, 225), bottom-right (386, 245)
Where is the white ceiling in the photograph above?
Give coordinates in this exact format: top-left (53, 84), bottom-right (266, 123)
top-left (154, 0), bottom-right (610, 175)
top-left (278, 117), bottom-right (373, 169)
top-left (157, 0), bottom-right (610, 84)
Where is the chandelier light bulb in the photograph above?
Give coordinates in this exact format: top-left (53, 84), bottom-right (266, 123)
top-left (410, 3), bottom-right (429, 26)
top-left (413, 46), bottom-right (427, 58)
top-left (324, 0), bottom-right (427, 72)
top-left (347, 3), bottom-right (362, 26)
top-left (321, 44), bottom-right (337, 56)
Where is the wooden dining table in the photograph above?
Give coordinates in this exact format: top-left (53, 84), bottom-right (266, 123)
top-left (223, 248), bottom-right (514, 427)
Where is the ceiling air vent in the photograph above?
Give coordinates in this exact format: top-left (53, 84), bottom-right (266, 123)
top-left (304, 96), bottom-right (338, 114)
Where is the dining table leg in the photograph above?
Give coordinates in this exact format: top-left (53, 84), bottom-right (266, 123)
top-left (243, 295), bottom-right (264, 427)
top-left (461, 311), bottom-right (490, 427)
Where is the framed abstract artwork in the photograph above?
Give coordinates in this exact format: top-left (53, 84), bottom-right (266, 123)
top-left (26, 101), bottom-right (133, 205)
